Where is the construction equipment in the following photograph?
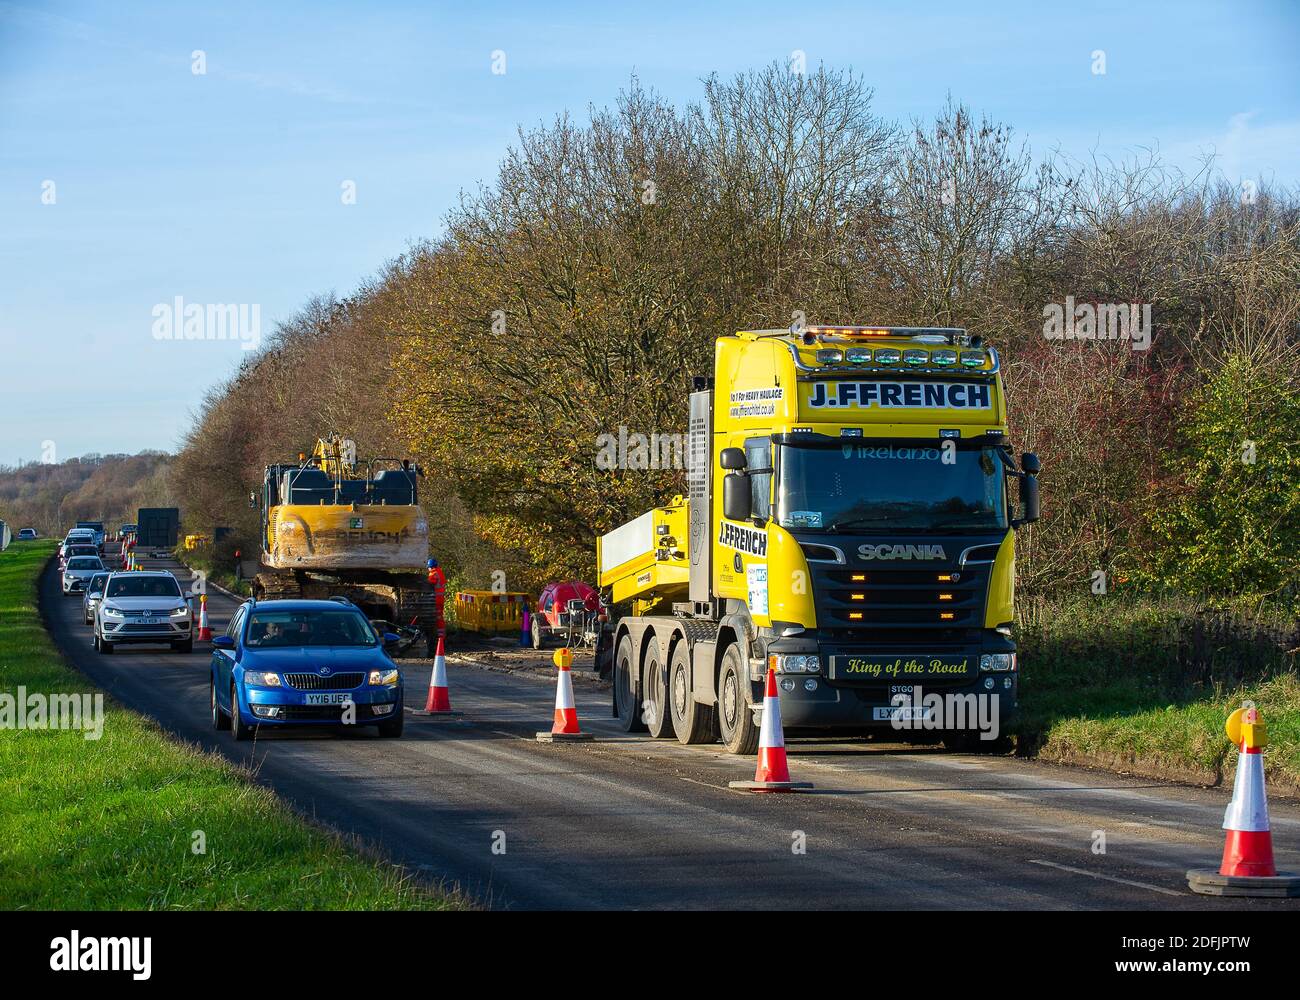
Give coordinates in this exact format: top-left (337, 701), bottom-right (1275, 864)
top-left (250, 434), bottom-right (437, 651)
top-left (595, 325), bottom-right (1040, 753)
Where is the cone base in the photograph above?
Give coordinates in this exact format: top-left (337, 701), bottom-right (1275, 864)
top-left (197, 630), bottom-right (213, 641)
top-left (728, 780), bottom-right (813, 793)
top-left (536, 731), bottom-right (593, 742)
top-left (1186, 869), bottom-right (1300, 897)
top-left (412, 709), bottom-right (464, 718)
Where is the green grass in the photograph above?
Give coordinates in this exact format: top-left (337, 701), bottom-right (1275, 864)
top-left (1014, 593), bottom-right (1300, 787)
top-left (0, 540), bottom-right (462, 909)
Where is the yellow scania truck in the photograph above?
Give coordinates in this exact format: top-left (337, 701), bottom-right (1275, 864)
top-left (594, 326), bottom-right (1040, 753)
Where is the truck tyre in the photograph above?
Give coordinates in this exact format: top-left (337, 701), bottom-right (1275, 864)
top-left (669, 642), bottom-right (716, 745)
top-left (613, 633), bottom-right (646, 733)
top-left (641, 635), bottom-right (675, 740)
top-left (717, 644), bottom-right (759, 755)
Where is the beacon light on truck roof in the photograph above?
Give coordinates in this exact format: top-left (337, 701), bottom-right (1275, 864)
top-left (800, 325), bottom-right (969, 344)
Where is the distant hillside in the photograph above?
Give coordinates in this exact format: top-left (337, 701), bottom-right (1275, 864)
top-left (0, 452), bottom-right (174, 537)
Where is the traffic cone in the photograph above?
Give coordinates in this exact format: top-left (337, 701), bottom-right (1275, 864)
top-left (414, 635), bottom-right (462, 717)
top-left (1187, 704), bottom-right (1299, 897)
top-left (536, 648), bottom-right (592, 742)
top-left (196, 594), bottom-right (212, 641)
top-left (520, 603), bottom-right (531, 648)
top-left (729, 667), bottom-right (813, 793)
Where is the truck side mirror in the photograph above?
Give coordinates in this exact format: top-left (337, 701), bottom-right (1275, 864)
top-left (1020, 452), bottom-right (1041, 475)
top-left (1018, 474), bottom-right (1040, 525)
top-left (722, 473), bottom-right (752, 522)
top-left (719, 447), bottom-right (747, 470)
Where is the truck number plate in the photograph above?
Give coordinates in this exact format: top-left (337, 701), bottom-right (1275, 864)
top-left (873, 706), bottom-right (933, 722)
top-left (305, 693), bottom-right (353, 705)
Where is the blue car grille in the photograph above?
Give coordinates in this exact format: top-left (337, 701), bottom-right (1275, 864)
top-left (283, 672), bottom-right (365, 691)
top-left (276, 704), bottom-right (390, 721)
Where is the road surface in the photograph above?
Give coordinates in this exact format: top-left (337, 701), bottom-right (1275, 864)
top-left (42, 551), bottom-right (1300, 910)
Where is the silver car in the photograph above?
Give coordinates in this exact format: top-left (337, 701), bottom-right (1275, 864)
top-left (95, 571), bottom-right (194, 654)
top-left (82, 572), bottom-right (110, 624)
top-left (63, 555), bottom-right (107, 595)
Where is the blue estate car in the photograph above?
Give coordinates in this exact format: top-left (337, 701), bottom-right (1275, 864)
top-left (211, 599), bottom-right (405, 740)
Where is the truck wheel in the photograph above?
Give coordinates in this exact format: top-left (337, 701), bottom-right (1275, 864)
top-left (717, 645), bottom-right (759, 755)
top-left (612, 634), bottom-right (646, 733)
top-left (669, 642), bottom-right (716, 745)
top-left (641, 636), bottom-right (675, 740)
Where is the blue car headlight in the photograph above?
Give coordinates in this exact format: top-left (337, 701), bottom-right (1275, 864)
top-left (368, 668), bottom-right (399, 687)
top-left (243, 670), bottom-right (282, 687)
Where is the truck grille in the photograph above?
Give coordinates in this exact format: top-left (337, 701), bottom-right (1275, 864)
top-left (809, 562), bottom-right (990, 631)
top-left (283, 672), bottom-right (365, 691)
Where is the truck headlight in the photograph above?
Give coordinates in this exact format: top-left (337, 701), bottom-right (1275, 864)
top-left (979, 653), bottom-right (1015, 672)
top-left (244, 671), bottom-right (282, 687)
top-left (369, 668), bottom-right (399, 686)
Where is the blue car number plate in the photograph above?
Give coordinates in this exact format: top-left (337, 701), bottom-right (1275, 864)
top-left (305, 693), bottom-right (352, 706)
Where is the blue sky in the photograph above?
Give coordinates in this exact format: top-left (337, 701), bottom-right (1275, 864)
top-left (1, 0), bottom-right (1296, 467)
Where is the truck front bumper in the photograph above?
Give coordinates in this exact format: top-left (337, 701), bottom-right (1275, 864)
top-left (759, 635), bottom-right (1018, 735)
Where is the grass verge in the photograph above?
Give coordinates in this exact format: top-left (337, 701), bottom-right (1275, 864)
top-left (1014, 594), bottom-right (1300, 790)
top-left (0, 540), bottom-right (461, 909)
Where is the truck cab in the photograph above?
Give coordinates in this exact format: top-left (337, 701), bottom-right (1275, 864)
top-left (597, 326), bottom-right (1039, 753)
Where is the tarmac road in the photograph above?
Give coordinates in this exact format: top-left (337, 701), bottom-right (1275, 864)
top-left (42, 550), bottom-right (1300, 910)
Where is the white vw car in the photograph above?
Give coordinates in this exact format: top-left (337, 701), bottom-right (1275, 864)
top-left (94, 571), bottom-right (195, 654)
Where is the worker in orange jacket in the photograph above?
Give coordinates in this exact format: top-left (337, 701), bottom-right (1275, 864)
top-left (427, 557), bottom-right (446, 638)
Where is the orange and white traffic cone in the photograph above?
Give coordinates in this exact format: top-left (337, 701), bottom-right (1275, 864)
top-left (196, 594), bottom-right (212, 641)
top-left (414, 635), bottom-right (461, 716)
top-left (1188, 703), bottom-right (1299, 896)
top-left (729, 667), bottom-right (813, 793)
top-left (536, 648), bottom-right (592, 742)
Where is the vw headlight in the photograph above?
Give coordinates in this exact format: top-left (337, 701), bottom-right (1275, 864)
top-left (101, 606), bottom-right (124, 619)
top-left (170, 606), bottom-right (189, 617)
top-left (243, 671), bottom-right (282, 687)
top-left (369, 668), bottom-right (399, 687)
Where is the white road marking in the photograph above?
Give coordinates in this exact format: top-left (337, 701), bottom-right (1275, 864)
top-left (1027, 859), bottom-right (1184, 897)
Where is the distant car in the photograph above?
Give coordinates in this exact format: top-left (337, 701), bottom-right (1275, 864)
top-left (75, 521), bottom-right (106, 549)
top-left (62, 555), bottom-right (106, 594)
top-left (94, 571), bottom-right (194, 654)
top-left (62, 544), bottom-right (99, 565)
top-left (211, 600), bottom-right (405, 740)
top-left (82, 572), bottom-right (110, 624)
top-left (17, 528), bottom-right (37, 540)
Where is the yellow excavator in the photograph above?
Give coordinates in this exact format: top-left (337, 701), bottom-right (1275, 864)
top-left (250, 434), bottom-right (437, 649)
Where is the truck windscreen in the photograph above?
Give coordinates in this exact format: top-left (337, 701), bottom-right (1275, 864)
top-left (776, 441), bottom-right (1008, 533)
